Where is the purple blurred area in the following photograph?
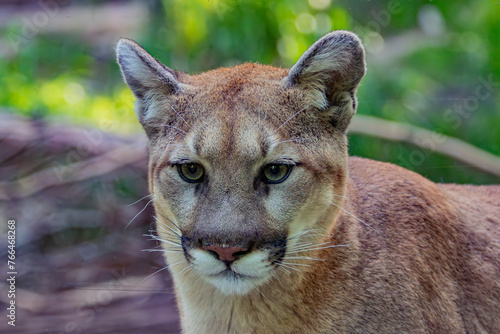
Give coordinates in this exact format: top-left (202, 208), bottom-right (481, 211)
top-left (0, 114), bottom-right (180, 333)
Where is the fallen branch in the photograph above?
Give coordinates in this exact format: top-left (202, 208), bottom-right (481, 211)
top-left (0, 140), bottom-right (147, 199)
top-left (349, 115), bottom-right (500, 178)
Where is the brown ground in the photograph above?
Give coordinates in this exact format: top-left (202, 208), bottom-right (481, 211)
top-left (0, 113), bottom-right (180, 333)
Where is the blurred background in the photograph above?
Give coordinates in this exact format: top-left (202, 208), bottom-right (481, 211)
top-left (0, 0), bottom-right (498, 333)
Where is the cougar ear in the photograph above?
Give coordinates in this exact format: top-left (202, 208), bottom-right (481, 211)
top-left (116, 38), bottom-right (184, 128)
top-left (116, 38), bottom-right (181, 98)
top-left (285, 31), bottom-right (366, 131)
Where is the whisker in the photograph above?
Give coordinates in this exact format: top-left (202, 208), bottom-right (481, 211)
top-left (148, 239), bottom-right (182, 249)
top-left (271, 270), bottom-right (291, 291)
top-left (145, 233), bottom-right (183, 248)
top-left (259, 291), bottom-right (273, 307)
top-left (275, 261), bottom-right (301, 272)
top-left (286, 244), bottom-right (350, 254)
top-left (139, 261), bottom-right (185, 284)
top-left (332, 194), bottom-right (350, 199)
top-left (288, 244), bottom-right (314, 252)
top-left (288, 240), bottom-right (332, 250)
top-left (291, 239), bottom-right (329, 246)
top-left (155, 223), bottom-right (181, 239)
top-left (126, 199), bottom-right (154, 229)
top-left (47, 285), bottom-right (173, 294)
top-left (154, 216), bottom-right (181, 237)
top-left (155, 227), bottom-right (181, 241)
top-left (285, 229), bottom-right (350, 257)
top-left (142, 248), bottom-right (184, 253)
top-left (158, 212), bottom-right (181, 231)
top-left (291, 242), bottom-right (349, 250)
top-left (279, 261), bottom-right (311, 268)
top-left (150, 235), bottom-right (182, 245)
top-left (178, 264), bottom-right (193, 276)
top-left (278, 265), bottom-right (291, 275)
top-left (330, 201), bottom-right (376, 230)
top-left (291, 241), bottom-right (332, 251)
top-left (290, 239), bottom-right (318, 245)
top-left (286, 228), bottom-right (324, 241)
top-left (276, 106), bottom-right (307, 131)
top-left (165, 100), bottom-right (187, 124)
top-left (284, 256), bottom-right (325, 261)
top-left (275, 263), bottom-right (298, 272)
top-left (127, 194), bottom-right (152, 207)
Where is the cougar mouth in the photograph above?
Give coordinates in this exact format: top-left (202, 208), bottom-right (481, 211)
top-left (203, 266), bottom-right (272, 295)
top-left (208, 268), bottom-right (262, 280)
top-left (183, 239), bottom-right (287, 295)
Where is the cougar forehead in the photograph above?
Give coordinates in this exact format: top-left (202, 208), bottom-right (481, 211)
top-left (158, 63), bottom-right (345, 173)
top-left (186, 115), bottom-right (277, 167)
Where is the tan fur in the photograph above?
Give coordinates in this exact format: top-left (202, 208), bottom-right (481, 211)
top-left (117, 31), bottom-right (500, 333)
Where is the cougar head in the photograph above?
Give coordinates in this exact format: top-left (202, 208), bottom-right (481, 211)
top-left (117, 31), bottom-right (365, 295)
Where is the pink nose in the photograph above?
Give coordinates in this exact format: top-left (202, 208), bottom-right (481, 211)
top-left (203, 244), bottom-right (248, 263)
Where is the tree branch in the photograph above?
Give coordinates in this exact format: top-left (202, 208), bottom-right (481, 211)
top-left (0, 141), bottom-right (147, 200)
top-left (349, 115), bottom-right (500, 178)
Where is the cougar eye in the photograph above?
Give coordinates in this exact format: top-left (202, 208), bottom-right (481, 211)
top-left (263, 164), bottom-right (292, 184)
top-left (178, 163), bottom-right (204, 183)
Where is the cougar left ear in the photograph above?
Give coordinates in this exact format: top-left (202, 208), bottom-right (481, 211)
top-left (284, 31), bottom-right (366, 131)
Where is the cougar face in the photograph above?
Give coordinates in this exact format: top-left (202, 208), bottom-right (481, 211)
top-left (117, 31), bottom-right (365, 295)
top-left (163, 117), bottom-right (293, 294)
top-left (151, 82), bottom-right (348, 295)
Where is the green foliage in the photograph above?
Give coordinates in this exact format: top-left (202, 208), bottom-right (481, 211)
top-left (0, 0), bottom-right (498, 183)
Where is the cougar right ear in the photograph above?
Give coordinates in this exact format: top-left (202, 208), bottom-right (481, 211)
top-left (116, 39), bottom-right (184, 127)
top-left (116, 38), bottom-right (181, 98)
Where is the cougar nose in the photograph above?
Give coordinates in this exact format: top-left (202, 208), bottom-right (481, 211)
top-left (203, 244), bottom-right (249, 266)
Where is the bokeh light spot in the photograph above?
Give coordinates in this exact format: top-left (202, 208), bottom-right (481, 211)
top-left (296, 13), bottom-right (317, 34)
top-left (308, 0), bottom-right (331, 10)
top-left (64, 82), bottom-right (85, 105)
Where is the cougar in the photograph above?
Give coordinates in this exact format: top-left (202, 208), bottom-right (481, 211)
top-left (117, 31), bottom-right (500, 333)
